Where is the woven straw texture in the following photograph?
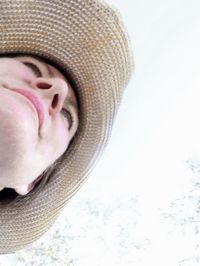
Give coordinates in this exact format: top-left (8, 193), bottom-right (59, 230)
top-left (0, 0), bottom-right (134, 253)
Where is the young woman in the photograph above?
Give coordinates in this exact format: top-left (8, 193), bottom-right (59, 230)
top-left (0, 0), bottom-right (133, 254)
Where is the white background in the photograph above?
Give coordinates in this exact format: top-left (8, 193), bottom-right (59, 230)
top-left (2, 0), bottom-right (200, 265)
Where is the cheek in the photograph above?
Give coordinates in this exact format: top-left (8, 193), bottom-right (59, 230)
top-left (18, 67), bottom-right (35, 82)
top-left (39, 116), bottom-right (70, 162)
top-left (3, 60), bottom-right (34, 81)
top-left (55, 119), bottom-right (70, 152)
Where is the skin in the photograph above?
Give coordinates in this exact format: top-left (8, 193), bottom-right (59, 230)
top-left (0, 56), bottom-right (78, 195)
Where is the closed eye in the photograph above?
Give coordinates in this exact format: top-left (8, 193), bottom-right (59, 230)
top-left (23, 62), bottom-right (42, 77)
top-left (61, 108), bottom-right (73, 130)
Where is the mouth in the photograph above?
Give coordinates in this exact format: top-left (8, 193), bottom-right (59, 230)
top-left (11, 88), bottom-right (44, 130)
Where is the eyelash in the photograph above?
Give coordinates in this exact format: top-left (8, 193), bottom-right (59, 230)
top-left (60, 108), bottom-right (73, 129)
top-left (23, 62), bottom-right (42, 77)
top-left (23, 61), bottom-right (73, 130)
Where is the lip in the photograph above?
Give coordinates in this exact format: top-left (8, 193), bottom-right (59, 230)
top-left (11, 88), bottom-right (44, 130)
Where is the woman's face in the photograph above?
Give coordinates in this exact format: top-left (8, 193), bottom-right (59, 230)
top-left (0, 56), bottom-right (78, 195)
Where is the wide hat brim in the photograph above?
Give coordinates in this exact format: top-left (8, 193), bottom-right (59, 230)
top-left (0, 0), bottom-right (134, 253)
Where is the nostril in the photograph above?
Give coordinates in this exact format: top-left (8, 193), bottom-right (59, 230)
top-left (52, 94), bottom-right (59, 108)
top-left (36, 82), bottom-right (52, 89)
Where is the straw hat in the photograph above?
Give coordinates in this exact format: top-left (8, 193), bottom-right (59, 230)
top-left (0, 0), bottom-right (134, 253)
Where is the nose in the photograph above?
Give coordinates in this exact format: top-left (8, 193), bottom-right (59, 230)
top-left (30, 77), bottom-right (68, 116)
